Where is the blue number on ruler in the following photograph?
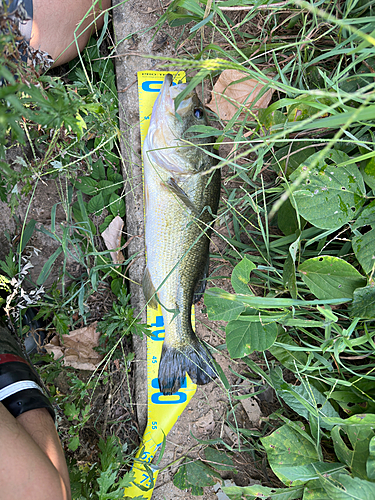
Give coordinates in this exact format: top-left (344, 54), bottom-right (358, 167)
top-left (151, 315), bottom-right (165, 341)
top-left (152, 421), bottom-right (157, 429)
top-left (152, 356), bottom-right (158, 364)
top-left (140, 473), bottom-right (151, 485)
top-left (150, 378), bottom-right (187, 404)
top-left (140, 451), bottom-right (152, 462)
top-left (142, 81), bottom-right (177, 92)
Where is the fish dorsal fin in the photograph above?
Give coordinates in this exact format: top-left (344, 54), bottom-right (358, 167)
top-left (165, 177), bottom-right (199, 215)
top-left (142, 267), bottom-right (158, 309)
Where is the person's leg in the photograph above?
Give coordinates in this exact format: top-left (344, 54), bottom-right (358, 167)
top-left (0, 403), bottom-right (71, 500)
top-left (30, 0), bottom-right (111, 66)
top-left (0, 324), bottom-right (71, 499)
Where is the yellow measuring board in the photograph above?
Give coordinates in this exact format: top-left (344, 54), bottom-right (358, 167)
top-left (124, 71), bottom-right (197, 499)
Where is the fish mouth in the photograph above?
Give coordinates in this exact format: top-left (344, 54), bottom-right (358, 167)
top-left (158, 74), bottom-right (194, 116)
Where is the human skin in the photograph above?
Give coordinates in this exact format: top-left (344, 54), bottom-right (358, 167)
top-left (0, 403), bottom-right (71, 500)
top-left (30, 0), bottom-right (111, 66)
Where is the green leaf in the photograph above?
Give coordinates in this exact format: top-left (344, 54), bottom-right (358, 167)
top-left (186, 460), bottom-right (219, 486)
top-left (18, 219), bottom-right (36, 253)
top-left (75, 176), bottom-right (97, 195)
top-left (331, 415), bottom-right (375, 479)
top-left (204, 447), bottom-right (235, 472)
top-left (223, 484), bottom-right (304, 500)
top-left (290, 150), bottom-right (366, 230)
top-left (88, 193), bottom-right (105, 215)
top-left (99, 214), bottom-right (114, 233)
top-left (269, 333), bottom-right (307, 372)
top-left (352, 229), bottom-right (375, 275)
top-left (272, 373), bottom-right (340, 428)
top-left (204, 287), bottom-right (245, 321)
top-left (278, 198), bottom-right (299, 236)
top-left (226, 320), bottom-right (278, 358)
top-left (68, 435), bottom-right (80, 452)
top-left (36, 246), bottom-right (63, 286)
top-left (261, 423), bottom-right (320, 486)
top-left (109, 193), bottom-right (126, 217)
top-left (54, 312), bottom-right (70, 337)
top-left (97, 179), bottom-right (121, 198)
top-left (318, 473), bottom-right (375, 499)
top-left (283, 254), bottom-right (297, 299)
top-left (352, 201), bottom-right (375, 230)
top-left (92, 159), bottom-right (106, 180)
top-left (366, 436), bottom-right (375, 480)
top-left (351, 285), bottom-right (375, 319)
top-left (298, 256), bottom-right (366, 300)
top-left (362, 157), bottom-right (375, 191)
top-left (231, 256), bottom-right (256, 294)
top-left (274, 141), bottom-right (315, 177)
top-left (173, 462), bottom-right (189, 489)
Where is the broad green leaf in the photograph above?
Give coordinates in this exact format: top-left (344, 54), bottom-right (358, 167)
top-left (362, 157), bottom-right (375, 191)
top-left (75, 176), bottom-right (97, 195)
top-left (204, 287), bottom-right (245, 321)
top-left (303, 479), bottom-right (331, 500)
top-left (88, 193), bottom-right (105, 215)
top-left (97, 179), bottom-right (119, 198)
top-left (99, 214), bottom-right (114, 233)
top-left (271, 370), bottom-right (339, 427)
top-left (277, 142), bottom-right (315, 178)
top-left (351, 285), bottom-right (375, 319)
top-left (298, 256), bottom-right (366, 299)
top-left (318, 473), bottom-right (375, 499)
top-left (269, 333), bottom-right (308, 373)
top-left (352, 201), bottom-right (375, 230)
top-left (173, 463), bottom-right (189, 490)
top-left (366, 436), bottom-right (375, 480)
top-left (186, 460), bottom-right (219, 487)
top-left (204, 447), bottom-right (235, 472)
top-left (226, 320), bottom-right (278, 358)
top-left (109, 193), bottom-right (126, 217)
top-left (223, 483), bottom-right (304, 500)
top-left (331, 415), bottom-right (375, 479)
top-left (68, 435), bottom-right (80, 452)
top-left (278, 462), bottom-right (345, 483)
top-left (290, 150), bottom-right (366, 230)
top-left (231, 256), bottom-right (256, 294)
top-left (91, 159), bottom-right (106, 180)
top-left (352, 229), bottom-right (375, 275)
top-left (261, 423), bottom-right (320, 486)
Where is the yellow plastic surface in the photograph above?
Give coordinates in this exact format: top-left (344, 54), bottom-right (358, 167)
top-left (124, 71), bottom-right (197, 499)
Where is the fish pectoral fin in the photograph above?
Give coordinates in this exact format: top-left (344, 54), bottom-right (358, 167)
top-left (142, 267), bottom-right (158, 309)
top-left (164, 177), bottom-right (199, 215)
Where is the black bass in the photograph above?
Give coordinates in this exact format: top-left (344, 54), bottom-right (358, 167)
top-left (143, 74), bottom-right (220, 395)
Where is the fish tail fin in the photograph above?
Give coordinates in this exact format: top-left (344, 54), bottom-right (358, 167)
top-left (158, 337), bottom-right (217, 395)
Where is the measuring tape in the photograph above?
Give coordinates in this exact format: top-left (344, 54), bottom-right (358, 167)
top-left (124, 71), bottom-right (197, 499)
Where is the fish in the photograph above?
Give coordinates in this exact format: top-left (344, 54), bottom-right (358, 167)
top-left (142, 73), bottom-right (221, 395)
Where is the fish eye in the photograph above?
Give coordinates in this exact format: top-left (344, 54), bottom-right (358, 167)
top-left (194, 108), bottom-right (204, 119)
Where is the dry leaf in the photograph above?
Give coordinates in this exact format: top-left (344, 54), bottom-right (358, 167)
top-left (241, 397), bottom-right (262, 426)
top-left (207, 69), bottom-right (274, 121)
top-left (101, 216), bottom-right (125, 264)
top-left (45, 322), bottom-right (103, 370)
top-left (195, 409), bottom-right (215, 435)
